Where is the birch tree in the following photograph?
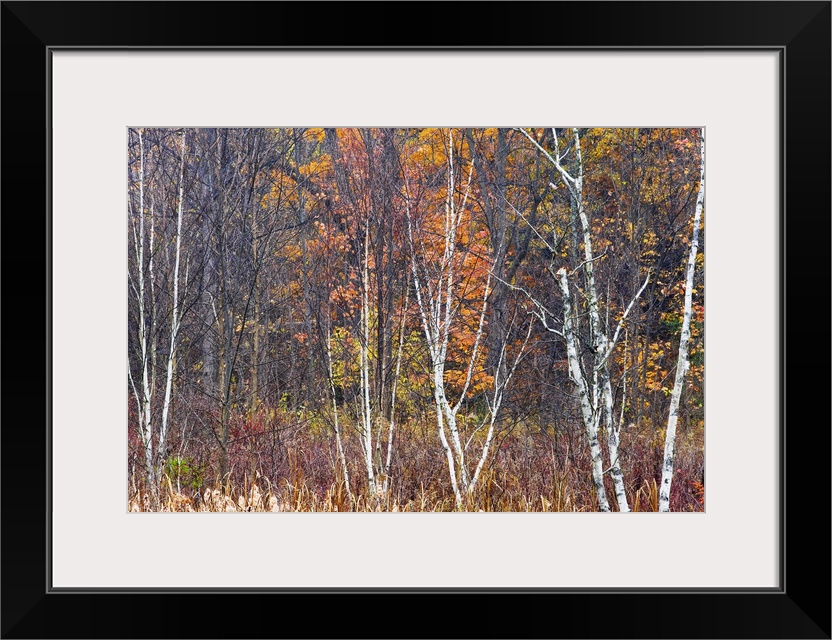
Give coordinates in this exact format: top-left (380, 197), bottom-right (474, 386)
top-left (128, 129), bottom-right (190, 509)
top-left (157, 131), bottom-right (189, 490)
top-left (128, 128), bottom-right (159, 507)
top-left (405, 129), bottom-right (528, 509)
top-left (323, 129), bottom-right (380, 500)
top-left (518, 127), bottom-right (650, 512)
top-left (357, 221), bottom-right (377, 496)
top-left (658, 130), bottom-right (705, 512)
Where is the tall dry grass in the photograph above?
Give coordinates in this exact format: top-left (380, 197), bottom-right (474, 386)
top-left (129, 402), bottom-right (705, 513)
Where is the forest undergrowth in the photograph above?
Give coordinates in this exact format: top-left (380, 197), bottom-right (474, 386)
top-left (129, 408), bottom-right (704, 512)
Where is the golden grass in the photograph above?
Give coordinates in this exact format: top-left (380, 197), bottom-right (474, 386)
top-left (129, 466), bottom-right (700, 512)
top-left (128, 476), bottom-right (592, 513)
top-left (632, 478), bottom-right (660, 512)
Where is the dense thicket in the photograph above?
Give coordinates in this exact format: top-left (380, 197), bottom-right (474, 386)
top-left (128, 127), bottom-right (704, 511)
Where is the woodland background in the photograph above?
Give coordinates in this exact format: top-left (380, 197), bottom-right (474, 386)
top-left (128, 127), bottom-right (704, 512)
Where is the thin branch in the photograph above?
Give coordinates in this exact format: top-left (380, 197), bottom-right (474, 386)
top-left (596, 268), bottom-right (651, 370)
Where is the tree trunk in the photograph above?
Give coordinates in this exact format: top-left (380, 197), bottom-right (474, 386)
top-left (659, 131), bottom-right (705, 512)
top-left (159, 131), bottom-right (187, 478)
top-left (360, 223), bottom-right (376, 497)
top-left (558, 267), bottom-right (611, 512)
top-left (128, 128), bottom-right (159, 510)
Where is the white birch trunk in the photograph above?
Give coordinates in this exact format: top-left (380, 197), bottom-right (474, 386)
top-left (158, 132), bottom-right (186, 471)
top-left (602, 372), bottom-right (628, 511)
top-left (359, 223), bottom-right (376, 497)
top-left (433, 369), bottom-right (463, 507)
top-left (558, 268), bottom-right (611, 512)
top-left (148, 203), bottom-right (157, 398)
top-left (659, 131), bottom-right (705, 512)
top-left (131, 129), bottom-right (157, 500)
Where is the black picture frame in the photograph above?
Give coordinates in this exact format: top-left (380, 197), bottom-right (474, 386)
top-left (2, 2), bottom-right (829, 638)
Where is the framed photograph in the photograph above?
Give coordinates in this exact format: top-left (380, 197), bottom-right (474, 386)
top-left (3, 1), bottom-right (829, 637)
